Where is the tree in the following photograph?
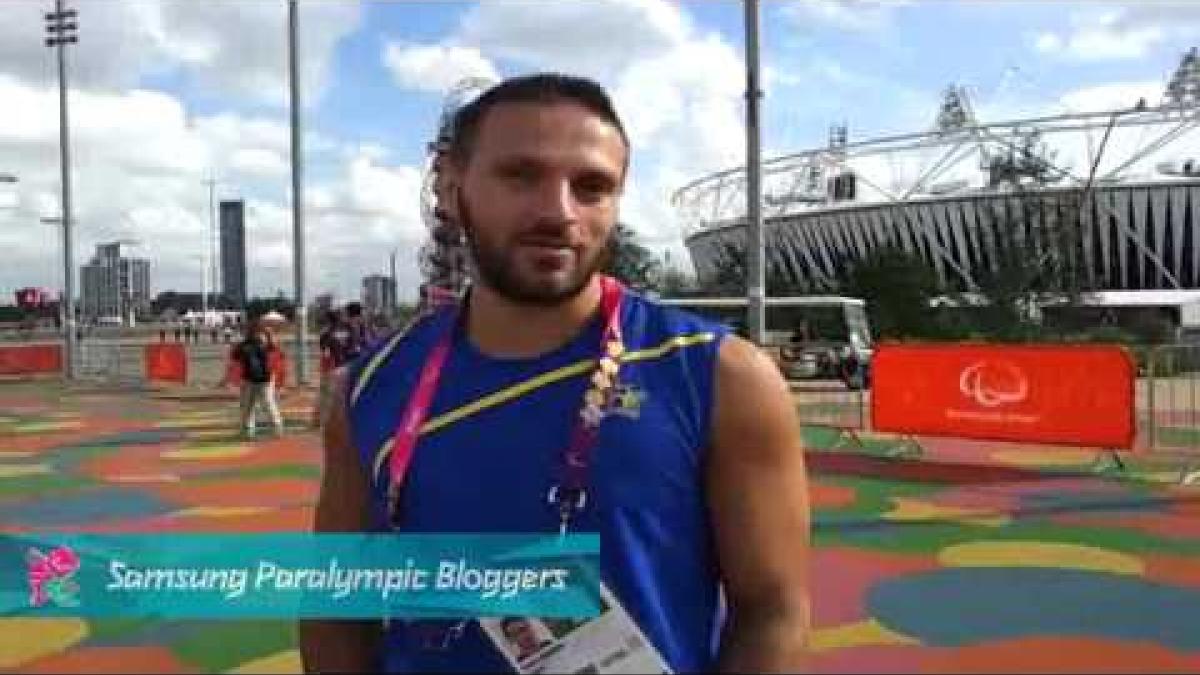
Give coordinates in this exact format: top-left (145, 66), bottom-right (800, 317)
top-left (604, 223), bottom-right (662, 292)
top-left (844, 246), bottom-right (950, 339)
top-left (656, 260), bottom-right (693, 297)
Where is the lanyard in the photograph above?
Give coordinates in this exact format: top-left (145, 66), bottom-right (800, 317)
top-left (387, 276), bottom-right (625, 533)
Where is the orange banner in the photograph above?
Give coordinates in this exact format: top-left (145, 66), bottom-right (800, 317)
top-left (0, 344), bottom-right (62, 375)
top-left (145, 344), bottom-right (188, 384)
top-left (871, 343), bottom-right (1136, 449)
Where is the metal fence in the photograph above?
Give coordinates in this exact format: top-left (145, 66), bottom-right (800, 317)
top-left (68, 337), bottom-right (322, 388)
top-left (1135, 344), bottom-right (1200, 470)
top-left (790, 379), bottom-right (868, 430)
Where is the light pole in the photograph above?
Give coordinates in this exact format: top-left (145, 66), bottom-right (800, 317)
top-left (744, 0), bottom-right (765, 346)
top-left (288, 0), bottom-right (309, 385)
top-left (46, 0), bottom-right (78, 378)
top-left (201, 177), bottom-right (217, 320)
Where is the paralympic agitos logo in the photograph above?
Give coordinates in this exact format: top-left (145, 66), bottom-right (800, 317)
top-left (958, 360), bottom-right (1030, 408)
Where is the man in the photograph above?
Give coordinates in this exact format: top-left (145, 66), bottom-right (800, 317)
top-left (339, 302), bottom-right (373, 365)
top-left (500, 618), bottom-right (551, 663)
top-left (231, 319), bottom-right (285, 438)
top-left (300, 73), bottom-right (810, 673)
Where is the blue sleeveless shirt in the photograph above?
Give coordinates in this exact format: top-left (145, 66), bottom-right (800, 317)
top-left (346, 289), bottom-right (731, 673)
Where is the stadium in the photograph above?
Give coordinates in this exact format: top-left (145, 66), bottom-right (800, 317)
top-left (674, 49), bottom-right (1200, 296)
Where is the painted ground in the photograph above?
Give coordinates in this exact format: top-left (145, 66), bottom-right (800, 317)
top-left (1, 380), bottom-right (1198, 673)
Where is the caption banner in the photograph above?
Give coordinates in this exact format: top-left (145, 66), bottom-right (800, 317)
top-left (2, 533), bottom-right (602, 620)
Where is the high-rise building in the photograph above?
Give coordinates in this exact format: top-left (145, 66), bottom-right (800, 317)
top-left (220, 200), bottom-right (248, 308)
top-left (362, 274), bottom-right (396, 318)
top-left (80, 242), bottom-right (151, 323)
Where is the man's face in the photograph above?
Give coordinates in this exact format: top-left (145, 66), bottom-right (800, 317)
top-left (448, 101), bottom-right (626, 306)
top-left (504, 620), bottom-right (540, 653)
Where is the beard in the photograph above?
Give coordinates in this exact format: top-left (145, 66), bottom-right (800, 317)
top-left (457, 192), bottom-right (612, 307)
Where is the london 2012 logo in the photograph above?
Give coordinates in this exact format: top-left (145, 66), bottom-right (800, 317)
top-left (958, 361), bottom-right (1030, 408)
top-left (27, 546), bottom-right (81, 608)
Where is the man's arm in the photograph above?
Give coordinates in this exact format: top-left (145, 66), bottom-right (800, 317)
top-left (298, 373), bottom-right (382, 673)
top-left (707, 336), bottom-right (811, 673)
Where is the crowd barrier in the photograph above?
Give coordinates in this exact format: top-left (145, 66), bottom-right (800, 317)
top-left (872, 343), bottom-right (1136, 448)
top-left (0, 340), bottom-right (314, 390)
top-left (790, 341), bottom-right (1200, 485)
top-left (144, 343), bottom-right (188, 384)
top-left (0, 344), bottom-right (62, 376)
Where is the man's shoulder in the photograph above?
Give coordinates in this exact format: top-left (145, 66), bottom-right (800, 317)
top-left (627, 292), bottom-right (733, 340)
top-left (344, 308), bottom-right (444, 394)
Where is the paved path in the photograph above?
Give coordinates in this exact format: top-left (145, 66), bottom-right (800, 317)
top-left (0, 381), bottom-right (1198, 673)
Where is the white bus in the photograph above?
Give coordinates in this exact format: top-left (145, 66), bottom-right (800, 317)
top-left (657, 295), bottom-right (873, 389)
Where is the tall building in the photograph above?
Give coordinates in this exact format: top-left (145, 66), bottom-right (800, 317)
top-left (362, 274), bottom-right (396, 318)
top-left (80, 242), bottom-right (151, 323)
top-left (219, 200), bottom-right (247, 308)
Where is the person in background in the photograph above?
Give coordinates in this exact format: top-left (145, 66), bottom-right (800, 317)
top-left (230, 319), bottom-right (285, 439)
top-left (341, 302), bottom-right (374, 363)
top-left (313, 309), bottom-right (341, 428)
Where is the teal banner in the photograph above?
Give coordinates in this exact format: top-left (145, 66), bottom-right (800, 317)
top-left (1, 533), bottom-right (602, 619)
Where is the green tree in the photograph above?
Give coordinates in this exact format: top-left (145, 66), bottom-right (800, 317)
top-left (657, 263), bottom-right (692, 296)
top-left (844, 246), bottom-right (950, 339)
top-left (604, 223), bottom-right (662, 292)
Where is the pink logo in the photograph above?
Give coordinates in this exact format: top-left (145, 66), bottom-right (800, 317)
top-left (27, 546), bottom-right (81, 608)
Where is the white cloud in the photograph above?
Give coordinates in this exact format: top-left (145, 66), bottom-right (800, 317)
top-left (780, 0), bottom-right (912, 33)
top-left (1058, 81), bottom-right (1165, 113)
top-left (460, 0), bottom-right (687, 79)
top-left (383, 43), bottom-right (499, 94)
top-left (0, 73), bottom-right (426, 303)
top-left (1031, 5), bottom-right (1196, 62)
top-left (0, 0), bottom-right (362, 105)
top-left (157, 0), bottom-right (362, 105)
top-left (381, 0), bottom-right (746, 256)
top-left (298, 150), bottom-right (430, 301)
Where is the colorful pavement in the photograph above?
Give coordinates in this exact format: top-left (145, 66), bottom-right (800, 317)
top-left (1, 381), bottom-right (1199, 673)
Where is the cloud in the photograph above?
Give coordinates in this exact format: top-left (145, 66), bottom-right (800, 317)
top-left (0, 1), bottom-right (169, 91)
top-left (157, 0), bottom-right (363, 105)
top-left (460, 0), bottom-right (687, 78)
top-left (383, 42), bottom-right (500, 94)
top-left (381, 0), bottom-right (746, 257)
top-left (0, 72), bottom-right (426, 303)
top-left (0, 0), bottom-right (362, 105)
top-left (1058, 80), bottom-right (1166, 113)
top-left (298, 149), bottom-right (429, 301)
top-left (780, 0), bottom-right (912, 33)
top-left (1032, 5), bottom-right (1197, 62)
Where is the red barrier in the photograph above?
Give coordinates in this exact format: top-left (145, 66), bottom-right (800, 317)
top-left (871, 343), bottom-right (1136, 449)
top-left (0, 344), bottom-right (62, 375)
top-left (269, 348), bottom-right (288, 389)
top-left (145, 343), bottom-right (188, 384)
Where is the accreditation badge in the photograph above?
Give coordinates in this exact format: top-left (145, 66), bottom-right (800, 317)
top-left (479, 584), bottom-right (672, 674)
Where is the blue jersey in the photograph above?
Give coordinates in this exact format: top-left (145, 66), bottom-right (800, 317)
top-left (346, 289), bottom-right (731, 673)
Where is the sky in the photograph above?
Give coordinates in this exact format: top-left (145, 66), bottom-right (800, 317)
top-left (0, 0), bottom-right (1196, 305)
